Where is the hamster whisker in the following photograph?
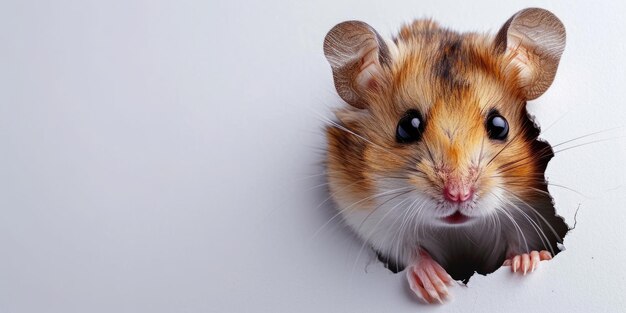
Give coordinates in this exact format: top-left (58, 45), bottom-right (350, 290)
top-left (489, 172), bottom-right (589, 197)
top-left (484, 131), bottom-right (524, 168)
top-left (496, 150), bottom-right (552, 174)
top-left (491, 203), bottom-right (530, 254)
top-left (496, 135), bottom-right (624, 178)
top-left (546, 183), bottom-right (587, 197)
top-left (498, 134), bottom-right (624, 175)
top-left (311, 186), bottom-right (414, 240)
top-left (305, 181), bottom-right (332, 192)
top-left (540, 109), bottom-right (571, 135)
top-left (355, 189), bottom-right (415, 235)
top-left (503, 180), bottom-right (588, 198)
top-left (387, 196), bottom-right (426, 269)
top-left (394, 196), bottom-right (424, 268)
top-left (520, 127), bottom-right (619, 165)
top-left (476, 135), bottom-right (486, 170)
top-left (297, 172), bottom-right (329, 181)
top-left (350, 197), bottom-right (415, 278)
top-left (404, 167), bottom-right (428, 178)
top-left (497, 187), bottom-right (564, 244)
top-left (509, 202), bottom-right (553, 255)
top-left (490, 173), bottom-right (547, 179)
top-left (422, 139), bottom-right (438, 167)
top-left (380, 175), bottom-right (414, 180)
top-left (316, 114), bottom-right (378, 146)
top-left (549, 126), bottom-right (624, 149)
top-left (474, 131), bottom-right (525, 184)
top-left (313, 179), bottom-right (366, 212)
top-left (414, 198), bottom-right (429, 240)
top-left (552, 135), bottom-right (626, 155)
top-left (392, 209), bottom-right (412, 270)
top-left (497, 129), bottom-right (624, 175)
top-left (310, 179), bottom-right (380, 237)
top-left (318, 116), bottom-right (417, 164)
top-left (492, 192), bottom-right (554, 255)
top-left (296, 170), bottom-right (345, 182)
top-left (486, 209), bottom-right (504, 262)
top-left (499, 129), bottom-right (625, 174)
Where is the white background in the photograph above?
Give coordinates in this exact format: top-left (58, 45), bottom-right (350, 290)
top-left (1, 1), bottom-right (625, 312)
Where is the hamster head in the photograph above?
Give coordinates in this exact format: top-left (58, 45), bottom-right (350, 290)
top-left (323, 9), bottom-right (566, 230)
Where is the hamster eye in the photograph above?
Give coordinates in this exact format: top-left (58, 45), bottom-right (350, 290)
top-left (486, 113), bottom-right (509, 140)
top-left (396, 110), bottom-right (425, 143)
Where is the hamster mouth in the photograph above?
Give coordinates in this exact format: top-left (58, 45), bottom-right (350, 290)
top-left (441, 211), bottom-right (471, 224)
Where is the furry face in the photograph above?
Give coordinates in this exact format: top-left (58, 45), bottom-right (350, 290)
top-left (324, 10), bottom-right (569, 281)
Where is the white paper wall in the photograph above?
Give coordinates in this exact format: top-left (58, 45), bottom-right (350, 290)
top-left (1, 0), bottom-right (625, 312)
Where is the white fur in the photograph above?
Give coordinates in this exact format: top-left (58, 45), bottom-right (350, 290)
top-left (336, 175), bottom-right (545, 270)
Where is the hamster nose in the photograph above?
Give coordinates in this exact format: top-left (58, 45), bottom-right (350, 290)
top-left (443, 185), bottom-right (473, 203)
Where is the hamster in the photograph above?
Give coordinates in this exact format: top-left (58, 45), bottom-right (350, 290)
top-left (322, 8), bottom-right (569, 303)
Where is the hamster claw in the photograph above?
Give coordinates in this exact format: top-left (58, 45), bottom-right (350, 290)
top-left (406, 252), bottom-right (454, 304)
top-left (503, 250), bottom-right (552, 274)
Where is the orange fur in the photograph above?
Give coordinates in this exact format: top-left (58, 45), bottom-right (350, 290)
top-left (322, 7), bottom-right (569, 289)
top-left (326, 21), bottom-right (542, 212)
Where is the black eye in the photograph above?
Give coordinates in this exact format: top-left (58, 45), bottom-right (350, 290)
top-left (396, 110), bottom-right (425, 143)
top-left (486, 113), bottom-right (509, 140)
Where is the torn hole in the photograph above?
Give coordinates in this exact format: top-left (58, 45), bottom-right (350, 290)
top-left (367, 125), bottom-right (574, 284)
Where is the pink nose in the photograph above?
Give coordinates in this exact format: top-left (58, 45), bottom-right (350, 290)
top-left (443, 185), bottom-right (473, 203)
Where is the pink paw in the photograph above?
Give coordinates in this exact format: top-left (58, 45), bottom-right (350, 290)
top-left (406, 251), bottom-right (454, 304)
top-left (503, 250), bottom-right (552, 275)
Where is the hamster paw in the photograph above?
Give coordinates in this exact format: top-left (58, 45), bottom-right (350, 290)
top-left (502, 250), bottom-right (552, 275)
top-left (406, 252), bottom-right (454, 304)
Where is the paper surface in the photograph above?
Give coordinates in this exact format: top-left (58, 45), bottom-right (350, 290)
top-left (1, 1), bottom-right (625, 312)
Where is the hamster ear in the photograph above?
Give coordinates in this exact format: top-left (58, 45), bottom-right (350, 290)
top-left (494, 8), bottom-right (566, 100)
top-left (323, 21), bottom-right (392, 109)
